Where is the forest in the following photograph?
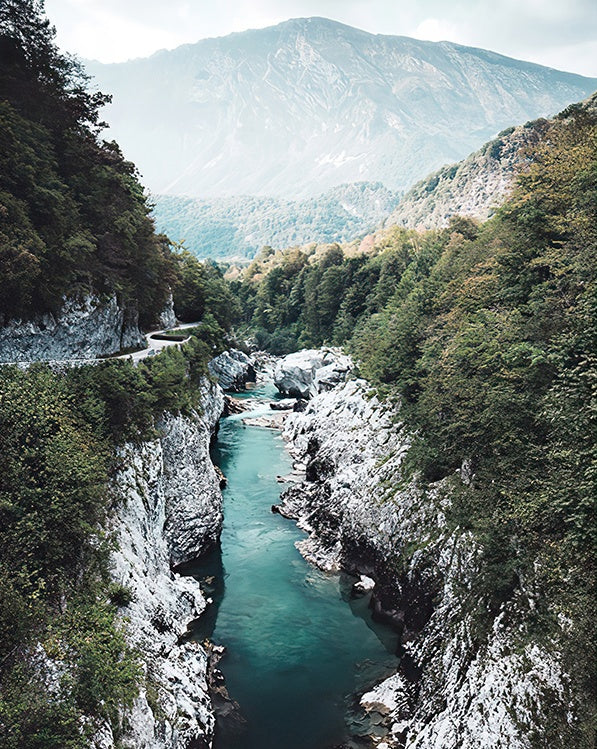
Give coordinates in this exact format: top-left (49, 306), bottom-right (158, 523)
top-left (235, 99), bottom-right (596, 729)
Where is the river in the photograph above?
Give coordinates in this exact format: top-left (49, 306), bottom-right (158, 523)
top-left (188, 381), bottom-right (398, 748)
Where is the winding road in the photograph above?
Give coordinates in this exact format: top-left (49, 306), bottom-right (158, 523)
top-left (125, 321), bottom-right (198, 364)
top-left (0, 321), bottom-right (200, 368)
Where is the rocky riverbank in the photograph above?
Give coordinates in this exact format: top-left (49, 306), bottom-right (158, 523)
top-left (274, 357), bottom-right (578, 749)
top-left (105, 379), bottom-right (225, 749)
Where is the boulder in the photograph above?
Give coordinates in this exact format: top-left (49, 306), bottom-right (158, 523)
top-left (352, 574), bottom-right (376, 597)
top-left (208, 349), bottom-right (256, 391)
top-left (269, 399), bottom-right (295, 411)
top-left (274, 348), bottom-right (352, 399)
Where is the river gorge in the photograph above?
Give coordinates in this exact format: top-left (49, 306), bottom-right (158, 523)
top-left (187, 380), bottom-right (399, 748)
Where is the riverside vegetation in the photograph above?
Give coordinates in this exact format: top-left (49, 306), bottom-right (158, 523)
top-left (0, 2), bottom-right (236, 743)
top-left (233, 97), bottom-right (596, 743)
top-left (0, 0), bottom-right (595, 745)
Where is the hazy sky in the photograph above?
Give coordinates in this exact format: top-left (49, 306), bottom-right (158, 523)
top-left (44, 0), bottom-right (597, 77)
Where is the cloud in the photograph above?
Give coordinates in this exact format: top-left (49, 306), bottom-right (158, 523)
top-left (414, 18), bottom-right (461, 43)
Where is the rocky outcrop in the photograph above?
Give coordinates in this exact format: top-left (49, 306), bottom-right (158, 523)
top-left (279, 376), bottom-right (578, 749)
top-left (273, 348), bottom-right (351, 399)
top-left (208, 349), bottom-right (256, 391)
top-left (0, 294), bottom-right (144, 362)
top-left (105, 379), bottom-right (224, 748)
top-left (158, 291), bottom-right (178, 330)
top-left (160, 382), bottom-right (225, 567)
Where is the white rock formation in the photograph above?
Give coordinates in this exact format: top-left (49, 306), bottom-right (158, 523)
top-left (158, 291), bottom-right (178, 329)
top-left (208, 349), bottom-right (255, 391)
top-left (274, 348), bottom-right (351, 399)
top-left (106, 379), bottom-right (224, 748)
top-left (160, 383), bottom-right (224, 567)
top-left (280, 375), bottom-right (578, 749)
top-left (0, 294), bottom-right (144, 362)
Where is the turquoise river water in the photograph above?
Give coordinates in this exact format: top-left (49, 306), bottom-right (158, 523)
top-left (188, 383), bottom-right (398, 749)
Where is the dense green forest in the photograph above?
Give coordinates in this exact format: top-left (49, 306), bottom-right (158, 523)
top-left (152, 182), bottom-right (399, 260)
top-left (235, 98), bottom-right (597, 731)
top-left (0, 0), bottom-right (176, 325)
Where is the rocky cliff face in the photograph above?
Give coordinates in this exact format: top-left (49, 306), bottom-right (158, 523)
top-left (279, 374), bottom-right (578, 749)
top-left (158, 292), bottom-right (178, 330)
top-left (105, 379), bottom-right (224, 748)
top-left (0, 294), bottom-right (144, 363)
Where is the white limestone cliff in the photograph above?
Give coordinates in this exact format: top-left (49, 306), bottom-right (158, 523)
top-left (0, 294), bottom-right (144, 363)
top-left (279, 372), bottom-right (578, 749)
top-left (105, 379), bottom-right (224, 748)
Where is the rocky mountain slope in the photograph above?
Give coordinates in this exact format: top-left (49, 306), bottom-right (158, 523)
top-left (85, 18), bottom-right (597, 200)
top-left (277, 370), bottom-right (585, 749)
top-left (384, 118), bottom-right (549, 230)
top-left (151, 182), bottom-right (399, 259)
top-left (385, 93), bottom-right (597, 230)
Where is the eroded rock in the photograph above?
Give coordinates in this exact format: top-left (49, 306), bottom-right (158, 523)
top-left (208, 349), bottom-right (256, 391)
top-left (0, 294), bottom-right (144, 362)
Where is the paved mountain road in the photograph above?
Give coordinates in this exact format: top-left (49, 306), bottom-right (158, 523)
top-left (0, 322), bottom-right (200, 367)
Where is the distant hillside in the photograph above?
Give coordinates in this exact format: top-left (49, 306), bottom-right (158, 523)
top-left (85, 17), bottom-right (597, 199)
top-left (152, 182), bottom-right (400, 259)
top-left (386, 93), bottom-right (597, 230)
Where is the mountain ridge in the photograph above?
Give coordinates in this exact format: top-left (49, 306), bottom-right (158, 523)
top-left (386, 92), bottom-right (597, 230)
top-left (85, 17), bottom-right (597, 200)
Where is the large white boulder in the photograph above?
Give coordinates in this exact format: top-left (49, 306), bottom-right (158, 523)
top-left (208, 349), bottom-right (256, 391)
top-left (274, 348), bottom-right (352, 399)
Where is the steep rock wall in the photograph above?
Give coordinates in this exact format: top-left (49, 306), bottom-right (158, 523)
top-left (0, 294), bottom-right (144, 362)
top-left (279, 377), bottom-right (577, 749)
top-left (106, 380), bottom-right (224, 748)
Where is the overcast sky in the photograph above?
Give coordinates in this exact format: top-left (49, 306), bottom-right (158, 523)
top-left (44, 0), bottom-right (597, 77)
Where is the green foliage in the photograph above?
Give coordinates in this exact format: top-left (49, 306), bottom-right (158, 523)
top-left (0, 1), bottom-right (175, 325)
top-left (152, 181), bottom-right (400, 260)
top-left (172, 248), bottom-right (240, 328)
top-left (0, 363), bottom-right (150, 743)
top-left (237, 229), bottom-right (431, 353)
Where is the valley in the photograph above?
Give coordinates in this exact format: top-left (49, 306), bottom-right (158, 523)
top-left (0, 4), bottom-right (595, 749)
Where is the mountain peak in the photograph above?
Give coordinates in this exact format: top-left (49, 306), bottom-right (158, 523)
top-left (85, 24), bottom-right (597, 199)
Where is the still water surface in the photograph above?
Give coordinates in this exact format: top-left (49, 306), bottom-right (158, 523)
top-left (190, 383), bottom-right (397, 748)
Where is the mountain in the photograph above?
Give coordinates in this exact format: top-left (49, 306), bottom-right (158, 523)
top-left (151, 182), bottom-right (400, 259)
top-left (386, 93), bottom-right (597, 230)
top-left (85, 18), bottom-right (597, 200)
top-left (385, 117), bottom-right (548, 230)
